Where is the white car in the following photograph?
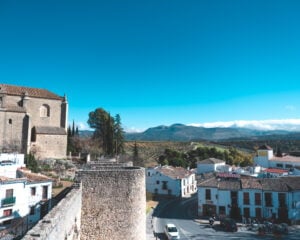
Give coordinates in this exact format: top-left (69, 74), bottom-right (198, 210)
top-left (164, 223), bottom-right (180, 240)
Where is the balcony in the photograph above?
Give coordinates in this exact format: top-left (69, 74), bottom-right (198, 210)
top-left (1, 197), bottom-right (16, 207)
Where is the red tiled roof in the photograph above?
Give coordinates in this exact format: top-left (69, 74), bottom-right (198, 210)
top-left (258, 144), bottom-right (273, 150)
top-left (0, 83), bottom-right (63, 100)
top-left (157, 165), bottom-right (194, 179)
top-left (264, 168), bottom-right (288, 174)
top-left (17, 169), bottom-right (52, 183)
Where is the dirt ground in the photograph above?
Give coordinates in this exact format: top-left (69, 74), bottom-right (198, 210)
top-left (147, 200), bottom-right (158, 213)
top-left (52, 180), bottom-right (73, 197)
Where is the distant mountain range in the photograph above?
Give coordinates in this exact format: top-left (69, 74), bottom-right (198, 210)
top-left (80, 123), bottom-right (300, 141)
top-left (124, 123), bottom-right (300, 141)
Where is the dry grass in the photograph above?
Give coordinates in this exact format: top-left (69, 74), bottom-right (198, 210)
top-left (52, 180), bottom-right (73, 197)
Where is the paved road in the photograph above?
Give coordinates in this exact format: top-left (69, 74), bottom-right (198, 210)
top-left (148, 195), bottom-right (300, 240)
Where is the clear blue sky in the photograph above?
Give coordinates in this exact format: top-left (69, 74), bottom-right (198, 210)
top-left (1, 0), bottom-right (300, 132)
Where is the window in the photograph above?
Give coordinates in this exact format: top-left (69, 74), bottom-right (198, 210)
top-left (31, 187), bottom-right (36, 196)
top-left (265, 192), bottom-right (272, 207)
top-left (3, 209), bottom-right (12, 217)
top-left (255, 193), bottom-right (261, 205)
top-left (278, 193), bottom-right (286, 207)
top-left (219, 206), bottom-right (226, 215)
top-left (162, 181), bottom-right (168, 190)
top-left (243, 208), bottom-right (250, 218)
top-left (255, 208), bottom-right (262, 218)
top-left (40, 104), bottom-right (50, 117)
top-left (276, 163), bottom-right (283, 168)
top-left (0, 97), bottom-right (2, 107)
top-left (285, 164), bottom-right (293, 169)
top-left (5, 189), bottom-right (13, 198)
top-left (42, 186), bottom-right (48, 200)
top-left (30, 206), bottom-right (35, 215)
top-left (147, 172), bottom-right (150, 176)
top-left (231, 191), bottom-right (238, 206)
top-left (31, 127), bottom-right (36, 142)
top-left (243, 192), bottom-right (250, 205)
top-left (8, 119), bottom-right (12, 124)
top-left (205, 189), bottom-right (211, 200)
top-left (156, 180), bottom-right (160, 184)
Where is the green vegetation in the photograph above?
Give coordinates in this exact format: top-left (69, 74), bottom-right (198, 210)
top-left (88, 108), bottom-right (125, 156)
top-left (25, 153), bottom-right (38, 173)
top-left (158, 145), bottom-right (253, 168)
top-left (123, 141), bottom-right (253, 168)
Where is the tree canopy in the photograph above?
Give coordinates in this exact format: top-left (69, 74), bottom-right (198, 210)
top-left (87, 108), bottom-right (125, 157)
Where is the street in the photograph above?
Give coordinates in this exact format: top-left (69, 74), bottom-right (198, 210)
top-left (148, 195), bottom-right (300, 240)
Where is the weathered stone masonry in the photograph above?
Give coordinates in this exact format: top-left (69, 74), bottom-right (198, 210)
top-left (79, 166), bottom-right (146, 240)
top-left (23, 186), bottom-right (82, 240)
top-left (22, 165), bottom-right (146, 240)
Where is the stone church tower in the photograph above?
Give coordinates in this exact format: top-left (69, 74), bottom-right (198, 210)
top-left (0, 83), bottom-right (68, 159)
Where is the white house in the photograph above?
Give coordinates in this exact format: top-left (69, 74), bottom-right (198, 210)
top-left (0, 154), bottom-right (52, 227)
top-left (198, 173), bottom-right (300, 223)
top-left (254, 144), bottom-right (300, 170)
top-left (197, 158), bottom-right (226, 174)
top-left (146, 165), bottom-right (197, 197)
top-left (0, 153), bottom-right (25, 178)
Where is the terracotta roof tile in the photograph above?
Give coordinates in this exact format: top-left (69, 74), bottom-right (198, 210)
top-left (0, 83), bottom-right (63, 100)
top-left (198, 158), bottom-right (225, 164)
top-left (157, 165), bottom-right (194, 179)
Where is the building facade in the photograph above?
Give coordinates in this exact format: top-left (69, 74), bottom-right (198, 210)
top-left (0, 154), bottom-right (52, 227)
top-left (198, 174), bottom-right (300, 223)
top-left (146, 165), bottom-right (197, 197)
top-left (254, 144), bottom-right (300, 170)
top-left (0, 83), bottom-right (68, 159)
top-left (197, 158), bottom-right (226, 174)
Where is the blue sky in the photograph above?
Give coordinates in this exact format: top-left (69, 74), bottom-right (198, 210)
top-left (1, 0), bottom-right (300, 132)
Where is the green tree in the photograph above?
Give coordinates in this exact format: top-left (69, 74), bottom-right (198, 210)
top-left (25, 153), bottom-right (38, 173)
top-left (87, 108), bottom-right (125, 157)
top-left (132, 141), bottom-right (143, 166)
top-left (114, 114), bottom-right (125, 155)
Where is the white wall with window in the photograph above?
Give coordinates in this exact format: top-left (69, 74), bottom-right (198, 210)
top-left (146, 166), bottom-right (197, 197)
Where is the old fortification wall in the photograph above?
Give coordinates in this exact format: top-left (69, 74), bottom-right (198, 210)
top-left (23, 186), bottom-right (81, 240)
top-left (22, 163), bottom-right (146, 240)
top-left (79, 166), bottom-right (146, 240)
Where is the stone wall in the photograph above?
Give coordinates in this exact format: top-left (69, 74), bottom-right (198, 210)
top-left (23, 187), bottom-right (82, 240)
top-left (0, 92), bottom-right (67, 158)
top-left (79, 166), bottom-right (146, 240)
top-left (31, 134), bottom-right (67, 160)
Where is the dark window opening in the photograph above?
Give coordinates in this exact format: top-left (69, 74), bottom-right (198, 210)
top-left (162, 181), bottom-right (168, 190)
top-left (205, 189), bottom-right (211, 200)
top-left (243, 192), bottom-right (250, 205)
top-left (278, 193), bottom-right (286, 207)
top-left (265, 192), bottom-right (272, 207)
top-left (255, 193), bottom-right (261, 205)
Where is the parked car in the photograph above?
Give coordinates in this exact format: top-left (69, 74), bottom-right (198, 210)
top-left (220, 218), bottom-right (238, 232)
top-left (164, 223), bottom-right (180, 239)
top-left (272, 223), bottom-right (289, 235)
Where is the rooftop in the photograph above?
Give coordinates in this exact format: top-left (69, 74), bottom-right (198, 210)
top-left (198, 175), bottom-right (300, 192)
top-left (198, 158), bottom-right (225, 165)
top-left (258, 144), bottom-right (273, 150)
top-left (269, 155), bottom-right (300, 163)
top-left (156, 165), bottom-right (194, 179)
top-left (0, 83), bottom-right (63, 100)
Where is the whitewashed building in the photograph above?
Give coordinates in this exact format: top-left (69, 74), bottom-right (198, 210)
top-left (198, 173), bottom-right (300, 223)
top-left (0, 153), bottom-right (52, 227)
top-left (146, 165), bottom-right (197, 197)
top-left (197, 158), bottom-right (226, 174)
top-left (254, 144), bottom-right (300, 170)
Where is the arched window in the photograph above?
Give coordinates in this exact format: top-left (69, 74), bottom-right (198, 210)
top-left (40, 104), bottom-right (50, 117)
